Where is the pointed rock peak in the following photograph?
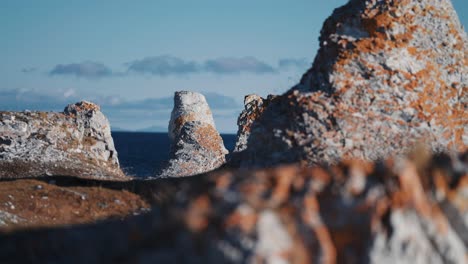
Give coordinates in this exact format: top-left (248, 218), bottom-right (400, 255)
top-left (169, 91), bottom-right (216, 141)
top-left (301, 0), bottom-right (467, 95)
top-left (239, 0), bottom-right (467, 166)
top-left (159, 91), bottom-right (227, 177)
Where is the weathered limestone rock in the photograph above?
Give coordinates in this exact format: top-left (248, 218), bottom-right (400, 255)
top-left (1, 151), bottom-right (466, 263)
top-left (158, 91), bottom-right (228, 177)
top-left (0, 101), bottom-right (127, 180)
top-left (241, 0), bottom-right (467, 167)
top-left (233, 94), bottom-right (277, 153)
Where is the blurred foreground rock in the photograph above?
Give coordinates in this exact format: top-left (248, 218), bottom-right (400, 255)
top-left (240, 0), bottom-right (467, 167)
top-left (158, 91), bottom-right (228, 177)
top-left (0, 151), bottom-right (466, 263)
top-left (0, 101), bottom-right (127, 180)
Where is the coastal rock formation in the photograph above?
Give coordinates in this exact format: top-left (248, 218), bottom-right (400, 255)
top-left (241, 0), bottom-right (467, 167)
top-left (233, 94), bottom-right (277, 153)
top-left (0, 101), bottom-right (127, 180)
top-left (158, 91), bottom-right (228, 177)
top-left (1, 151), bottom-right (466, 263)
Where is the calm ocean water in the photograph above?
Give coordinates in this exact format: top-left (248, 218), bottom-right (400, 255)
top-left (112, 132), bottom-right (237, 178)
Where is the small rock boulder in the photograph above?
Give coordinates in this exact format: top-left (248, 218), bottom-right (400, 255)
top-left (158, 91), bottom-right (228, 177)
top-left (0, 101), bottom-right (127, 180)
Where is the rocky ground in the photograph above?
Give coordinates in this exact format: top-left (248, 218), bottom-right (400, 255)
top-left (0, 178), bottom-right (149, 231)
top-left (0, 151), bottom-right (466, 263)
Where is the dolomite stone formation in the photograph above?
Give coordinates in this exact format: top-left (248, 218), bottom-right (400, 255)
top-left (0, 101), bottom-right (127, 180)
top-left (241, 0), bottom-right (467, 167)
top-left (158, 91), bottom-right (228, 177)
top-left (2, 151), bottom-right (467, 263)
top-left (233, 94), bottom-right (277, 153)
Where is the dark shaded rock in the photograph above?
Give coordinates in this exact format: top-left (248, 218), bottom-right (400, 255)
top-left (233, 94), bottom-right (277, 153)
top-left (0, 101), bottom-right (128, 180)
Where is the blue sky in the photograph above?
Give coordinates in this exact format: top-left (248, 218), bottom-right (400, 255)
top-left (1, 0), bottom-right (467, 133)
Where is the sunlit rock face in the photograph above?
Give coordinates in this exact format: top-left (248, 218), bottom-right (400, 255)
top-left (158, 91), bottom-right (228, 177)
top-left (0, 101), bottom-right (127, 180)
top-left (241, 0), bottom-right (467, 167)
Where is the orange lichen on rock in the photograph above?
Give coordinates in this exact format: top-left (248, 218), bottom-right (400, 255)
top-left (239, 0), bottom-right (467, 167)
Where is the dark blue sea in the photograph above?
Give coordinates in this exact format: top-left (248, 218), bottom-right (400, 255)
top-left (112, 132), bottom-right (237, 178)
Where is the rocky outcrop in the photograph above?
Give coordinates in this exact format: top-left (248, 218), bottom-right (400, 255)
top-left (158, 91), bottom-right (228, 177)
top-left (233, 94), bottom-right (277, 153)
top-left (1, 151), bottom-right (466, 263)
top-left (0, 101), bottom-right (127, 180)
top-left (240, 0), bottom-right (467, 167)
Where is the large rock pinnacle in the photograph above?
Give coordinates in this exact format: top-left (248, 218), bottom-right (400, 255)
top-left (241, 0), bottom-right (467, 166)
top-left (158, 91), bottom-right (228, 177)
top-left (0, 101), bottom-right (127, 180)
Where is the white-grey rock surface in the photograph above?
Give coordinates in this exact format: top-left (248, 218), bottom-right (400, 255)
top-left (0, 101), bottom-right (127, 180)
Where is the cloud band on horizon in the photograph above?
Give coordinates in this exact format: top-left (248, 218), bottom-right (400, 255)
top-left (0, 89), bottom-right (241, 132)
top-left (47, 56), bottom-right (309, 78)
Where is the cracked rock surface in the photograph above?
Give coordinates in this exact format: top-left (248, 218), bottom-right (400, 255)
top-left (158, 91), bottom-right (228, 177)
top-left (0, 101), bottom-right (127, 180)
top-left (241, 0), bottom-right (467, 167)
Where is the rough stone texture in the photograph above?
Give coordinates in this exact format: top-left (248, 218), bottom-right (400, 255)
top-left (158, 91), bottom-right (228, 177)
top-left (0, 151), bottom-right (466, 263)
top-left (0, 101), bottom-right (127, 180)
top-left (233, 94), bottom-right (277, 153)
top-left (241, 0), bottom-right (467, 167)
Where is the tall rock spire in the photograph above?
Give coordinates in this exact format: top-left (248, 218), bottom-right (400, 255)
top-left (158, 91), bottom-right (228, 177)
